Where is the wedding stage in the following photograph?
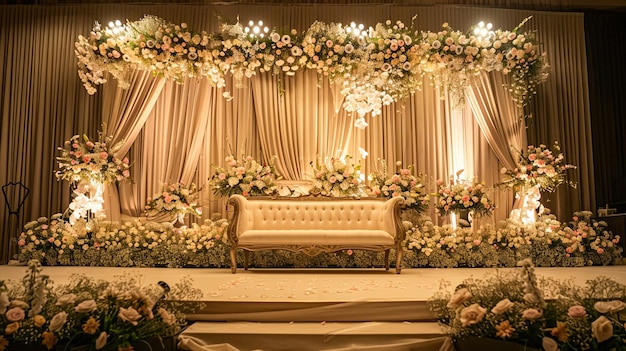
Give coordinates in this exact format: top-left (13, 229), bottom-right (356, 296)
top-left (3, 263), bottom-right (625, 351)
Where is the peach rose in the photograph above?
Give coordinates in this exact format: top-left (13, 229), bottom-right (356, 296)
top-left (567, 305), bottom-right (586, 318)
top-left (447, 288), bottom-right (472, 309)
top-left (491, 299), bottom-right (514, 315)
top-left (5, 322), bottom-right (19, 334)
top-left (48, 311), bottom-right (68, 332)
top-left (118, 307), bottom-right (142, 326)
top-left (459, 303), bottom-right (487, 327)
top-left (75, 299), bottom-right (97, 313)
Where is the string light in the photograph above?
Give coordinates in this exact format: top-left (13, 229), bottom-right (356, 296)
top-left (107, 19), bottom-right (125, 35)
top-left (244, 20), bottom-right (270, 39)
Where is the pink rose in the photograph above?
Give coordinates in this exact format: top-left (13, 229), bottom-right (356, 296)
top-left (100, 152), bottom-right (108, 159)
top-left (567, 305), bottom-right (586, 318)
top-left (5, 307), bottom-right (25, 322)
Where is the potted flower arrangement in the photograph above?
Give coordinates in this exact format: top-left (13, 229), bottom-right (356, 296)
top-left (499, 142), bottom-right (577, 193)
top-left (434, 176), bottom-right (495, 227)
top-left (144, 182), bottom-right (202, 224)
top-left (0, 260), bottom-right (203, 351)
top-left (429, 258), bottom-right (626, 351)
top-left (208, 152), bottom-right (279, 198)
top-left (309, 155), bottom-right (362, 197)
top-left (368, 160), bottom-right (429, 213)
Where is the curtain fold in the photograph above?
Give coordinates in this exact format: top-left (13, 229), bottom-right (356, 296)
top-left (100, 69), bottom-right (166, 221)
top-left (465, 71), bottom-right (527, 217)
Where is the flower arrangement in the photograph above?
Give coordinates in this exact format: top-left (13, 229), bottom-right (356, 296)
top-left (55, 130), bottom-right (131, 185)
top-left (208, 152), bottom-right (279, 199)
top-left (428, 259), bottom-right (626, 351)
top-left (499, 142), bottom-right (577, 192)
top-left (76, 16), bottom-right (548, 117)
top-left (144, 182), bottom-right (202, 219)
top-left (17, 214), bottom-right (230, 268)
top-left (0, 260), bottom-right (204, 351)
top-left (434, 177), bottom-right (495, 218)
top-left (405, 210), bottom-right (622, 268)
top-left (368, 160), bottom-right (429, 213)
top-left (309, 155), bottom-right (362, 197)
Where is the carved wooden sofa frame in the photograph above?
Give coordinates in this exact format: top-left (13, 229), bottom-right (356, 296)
top-left (227, 194), bottom-right (405, 274)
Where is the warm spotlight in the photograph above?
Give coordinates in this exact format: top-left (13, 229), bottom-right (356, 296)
top-left (245, 20), bottom-right (269, 39)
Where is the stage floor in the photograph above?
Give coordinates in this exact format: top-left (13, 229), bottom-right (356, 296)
top-left (3, 264), bottom-right (625, 303)
top-left (3, 264), bottom-right (625, 351)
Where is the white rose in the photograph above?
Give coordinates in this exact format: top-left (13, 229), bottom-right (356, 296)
top-left (447, 288), bottom-right (472, 309)
top-left (594, 300), bottom-right (626, 314)
top-left (592, 315), bottom-right (613, 343)
top-left (49, 311), bottom-right (68, 332)
top-left (95, 331), bottom-right (108, 350)
top-left (459, 303), bottom-right (487, 327)
top-left (56, 293), bottom-right (77, 306)
top-left (0, 292), bottom-right (9, 314)
top-left (491, 299), bottom-right (515, 315)
top-left (75, 299), bottom-right (97, 313)
top-left (118, 306), bottom-right (142, 326)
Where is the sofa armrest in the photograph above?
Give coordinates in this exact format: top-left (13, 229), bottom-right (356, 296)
top-left (227, 194), bottom-right (254, 244)
top-left (382, 197), bottom-right (405, 241)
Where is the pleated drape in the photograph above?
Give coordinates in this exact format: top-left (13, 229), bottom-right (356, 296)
top-left (0, 3), bottom-right (593, 263)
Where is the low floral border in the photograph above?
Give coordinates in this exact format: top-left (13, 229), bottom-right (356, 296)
top-left (16, 211), bottom-right (622, 268)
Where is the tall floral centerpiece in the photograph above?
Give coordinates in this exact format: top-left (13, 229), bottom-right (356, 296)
top-left (368, 160), bottom-right (429, 213)
top-left (55, 131), bottom-right (130, 227)
top-left (144, 182), bottom-right (202, 226)
top-left (309, 155), bottom-right (362, 197)
top-left (499, 142), bottom-right (576, 225)
top-left (208, 153), bottom-right (278, 199)
top-left (435, 176), bottom-right (495, 229)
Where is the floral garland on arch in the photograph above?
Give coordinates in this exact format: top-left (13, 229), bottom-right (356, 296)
top-left (75, 15), bottom-right (549, 119)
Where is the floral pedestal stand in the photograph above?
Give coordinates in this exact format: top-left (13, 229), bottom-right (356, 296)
top-left (448, 210), bottom-right (473, 231)
top-left (68, 179), bottom-right (105, 230)
top-left (510, 184), bottom-right (542, 227)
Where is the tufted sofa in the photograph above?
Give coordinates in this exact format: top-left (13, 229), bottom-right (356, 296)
top-left (227, 194), bottom-right (405, 273)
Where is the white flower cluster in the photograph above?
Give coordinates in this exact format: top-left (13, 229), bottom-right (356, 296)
top-left (208, 153), bottom-right (278, 199)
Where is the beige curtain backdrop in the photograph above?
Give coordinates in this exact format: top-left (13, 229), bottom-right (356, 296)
top-left (466, 71), bottom-right (528, 216)
top-left (100, 69), bottom-right (167, 221)
top-left (0, 3), bottom-right (592, 264)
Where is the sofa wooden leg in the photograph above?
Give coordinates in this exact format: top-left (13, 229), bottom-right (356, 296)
top-left (384, 249), bottom-right (390, 270)
top-left (244, 250), bottom-right (250, 270)
top-left (395, 248), bottom-right (403, 274)
top-left (230, 248), bottom-right (237, 274)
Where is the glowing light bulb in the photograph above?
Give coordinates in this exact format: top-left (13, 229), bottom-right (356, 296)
top-left (115, 20), bottom-right (121, 27)
top-left (108, 21), bottom-right (115, 28)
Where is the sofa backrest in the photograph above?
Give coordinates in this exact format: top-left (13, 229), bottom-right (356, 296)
top-left (229, 195), bottom-right (402, 235)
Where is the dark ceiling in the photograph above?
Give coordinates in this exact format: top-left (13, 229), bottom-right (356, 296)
top-left (0, 0), bottom-right (625, 12)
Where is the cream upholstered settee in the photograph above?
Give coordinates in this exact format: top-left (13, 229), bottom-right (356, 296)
top-left (227, 194), bottom-right (406, 273)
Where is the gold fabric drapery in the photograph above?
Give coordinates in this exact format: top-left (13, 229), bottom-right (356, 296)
top-left (0, 3), bottom-right (592, 264)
